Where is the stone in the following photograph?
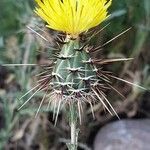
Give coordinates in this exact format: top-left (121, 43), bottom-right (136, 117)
top-left (94, 119), bottom-right (150, 150)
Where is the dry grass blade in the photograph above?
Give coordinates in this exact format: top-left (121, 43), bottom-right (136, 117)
top-left (2, 64), bottom-right (37, 66)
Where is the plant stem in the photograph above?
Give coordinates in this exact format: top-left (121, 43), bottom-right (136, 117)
top-left (71, 117), bottom-right (76, 148)
top-left (68, 103), bottom-right (78, 150)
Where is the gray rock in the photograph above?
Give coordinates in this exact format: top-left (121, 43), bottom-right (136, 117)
top-left (94, 119), bottom-right (150, 150)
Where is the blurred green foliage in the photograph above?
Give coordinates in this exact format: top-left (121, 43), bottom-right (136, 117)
top-left (0, 0), bottom-right (34, 36)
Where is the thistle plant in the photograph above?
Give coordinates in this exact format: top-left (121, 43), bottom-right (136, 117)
top-left (34, 0), bottom-right (112, 149)
top-left (16, 0), bottom-right (146, 149)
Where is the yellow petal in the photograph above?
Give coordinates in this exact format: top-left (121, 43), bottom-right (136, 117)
top-left (35, 0), bottom-right (112, 37)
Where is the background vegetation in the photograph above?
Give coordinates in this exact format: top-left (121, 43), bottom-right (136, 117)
top-left (0, 0), bottom-right (150, 149)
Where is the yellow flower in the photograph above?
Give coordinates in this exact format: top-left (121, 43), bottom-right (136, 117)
top-left (35, 0), bottom-right (112, 37)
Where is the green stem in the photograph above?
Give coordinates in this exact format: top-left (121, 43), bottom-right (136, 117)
top-left (71, 117), bottom-right (76, 149)
top-left (68, 103), bottom-right (78, 150)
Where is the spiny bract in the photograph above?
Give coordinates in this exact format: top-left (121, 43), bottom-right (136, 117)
top-left (48, 36), bottom-right (119, 123)
top-left (33, 0), bottom-right (117, 122)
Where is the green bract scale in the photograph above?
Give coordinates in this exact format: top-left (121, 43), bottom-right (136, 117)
top-left (52, 38), bottom-right (98, 96)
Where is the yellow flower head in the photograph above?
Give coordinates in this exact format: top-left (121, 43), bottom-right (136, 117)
top-left (35, 0), bottom-right (112, 37)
